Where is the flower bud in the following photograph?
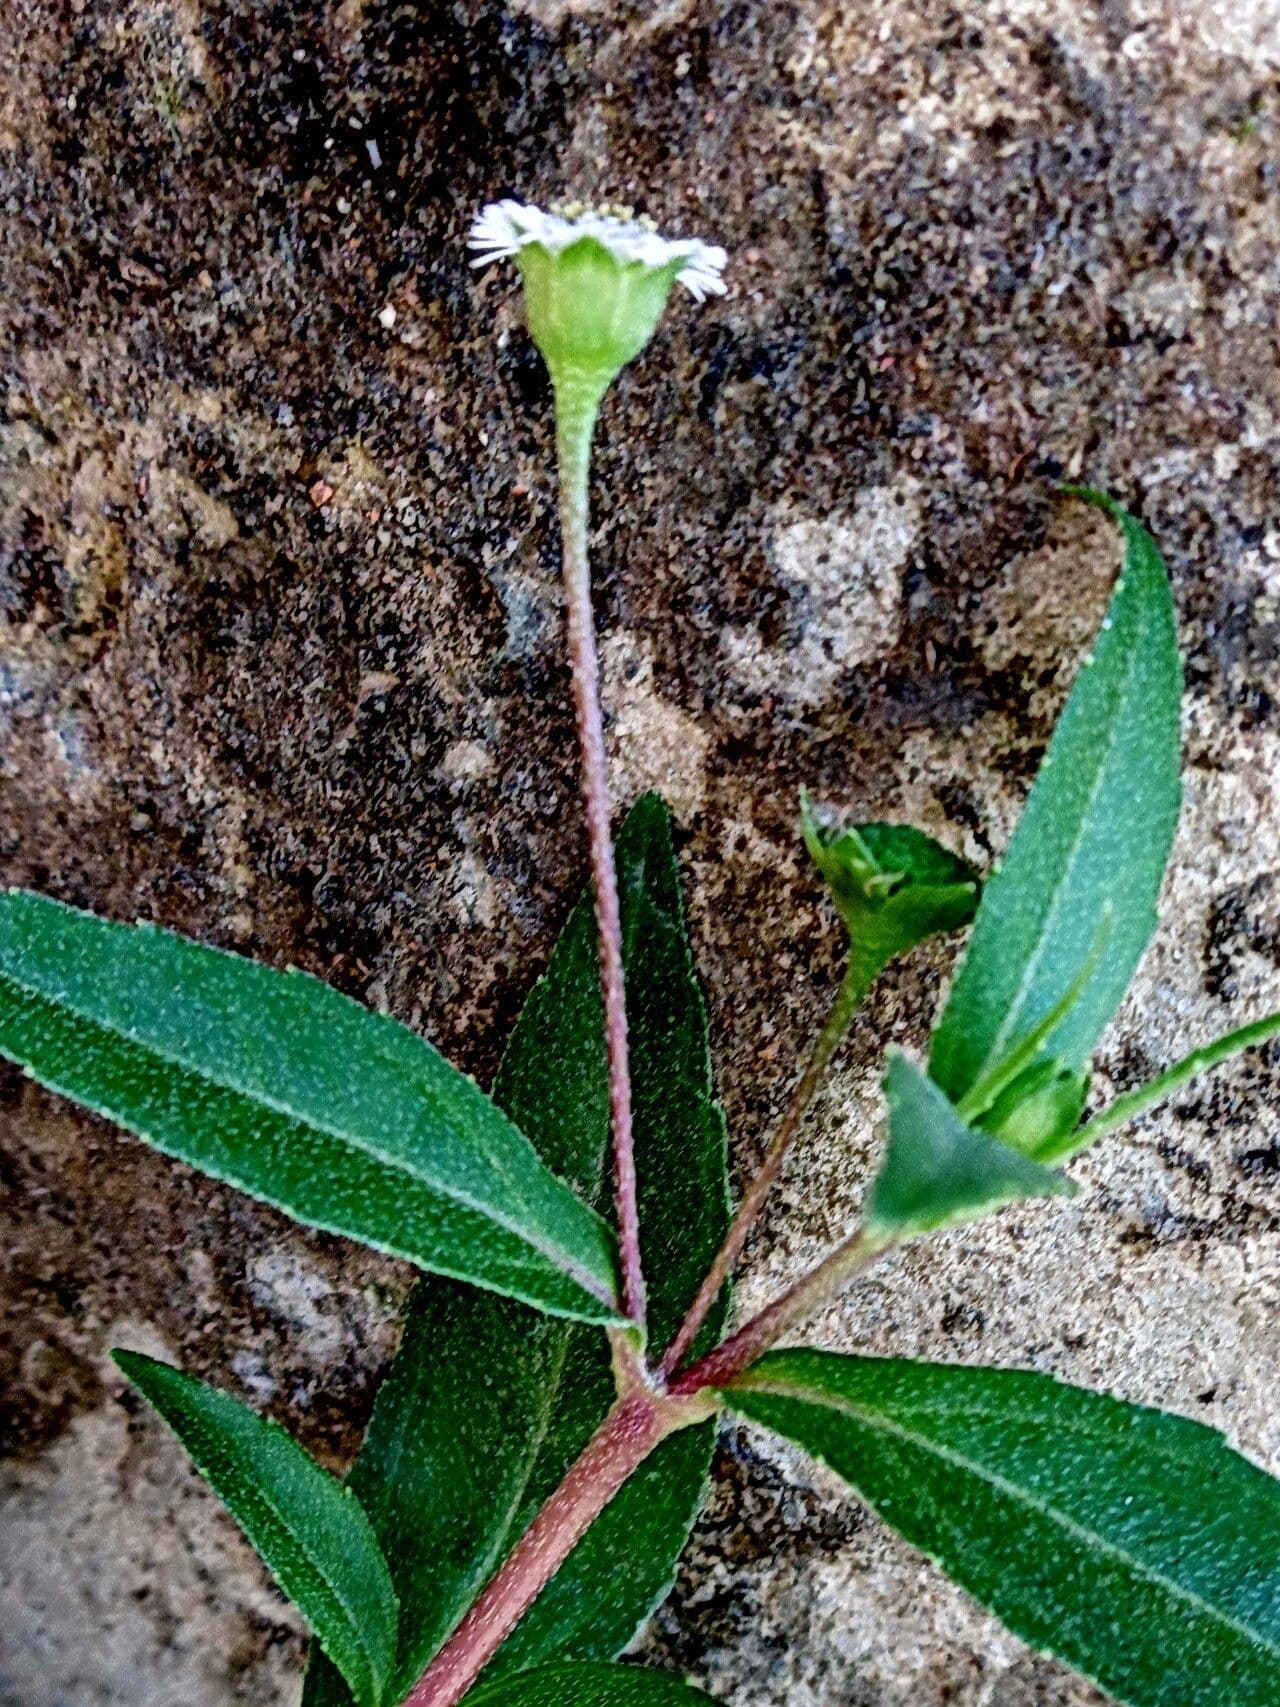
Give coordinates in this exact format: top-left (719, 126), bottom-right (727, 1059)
top-left (978, 1058), bottom-right (1090, 1157)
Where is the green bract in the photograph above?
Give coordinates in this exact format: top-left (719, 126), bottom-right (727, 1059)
top-left (518, 240), bottom-right (683, 391)
top-left (802, 798), bottom-right (980, 991)
top-left (1040, 1008), bottom-right (1280, 1164)
top-left (866, 1050), bottom-right (1073, 1244)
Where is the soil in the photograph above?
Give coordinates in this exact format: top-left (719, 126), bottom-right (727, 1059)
top-left (1, 2), bottom-right (1278, 1703)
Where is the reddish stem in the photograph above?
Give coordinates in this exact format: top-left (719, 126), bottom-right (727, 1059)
top-left (661, 962), bottom-right (872, 1377)
top-left (403, 1388), bottom-right (704, 1707)
top-left (671, 1226), bottom-right (890, 1396)
top-left (555, 375), bottom-right (646, 1327)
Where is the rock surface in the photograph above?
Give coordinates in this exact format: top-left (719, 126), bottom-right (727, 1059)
top-left (1, 1), bottom-right (1278, 1703)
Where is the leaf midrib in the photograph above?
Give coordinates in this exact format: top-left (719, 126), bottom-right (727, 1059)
top-left (732, 1377), bottom-right (1280, 1663)
top-left (0, 961), bottom-right (614, 1308)
top-left (244, 1460), bottom-right (388, 1707)
top-left (964, 587), bottom-right (1153, 1088)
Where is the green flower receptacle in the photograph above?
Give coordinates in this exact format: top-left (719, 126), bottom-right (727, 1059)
top-left (518, 239), bottom-right (685, 395)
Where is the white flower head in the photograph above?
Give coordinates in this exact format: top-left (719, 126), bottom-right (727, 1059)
top-left (469, 197), bottom-right (727, 392)
top-left (470, 199), bottom-right (728, 301)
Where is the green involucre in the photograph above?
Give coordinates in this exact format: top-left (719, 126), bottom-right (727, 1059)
top-left (518, 238), bottom-right (683, 392)
top-left (978, 1056), bottom-right (1089, 1155)
top-left (801, 798), bottom-right (979, 991)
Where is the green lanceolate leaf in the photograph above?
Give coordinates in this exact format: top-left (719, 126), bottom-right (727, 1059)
top-left (929, 492), bottom-right (1182, 1106)
top-left (865, 1051), bottom-right (1073, 1244)
top-left (303, 796), bottom-right (729, 1707)
top-left (467, 1662), bottom-right (715, 1705)
top-left (0, 891), bottom-right (619, 1324)
top-left (1037, 1008), bottom-right (1280, 1164)
top-left (113, 1352), bottom-right (398, 1707)
top-left (802, 795), bottom-right (980, 992)
top-left (725, 1349), bottom-right (1280, 1707)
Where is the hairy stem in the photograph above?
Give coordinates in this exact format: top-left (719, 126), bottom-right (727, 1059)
top-left (662, 960), bottom-right (872, 1376)
top-left (555, 373), bottom-right (646, 1327)
top-left (404, 1228), bottom-right (888, 1703)
top-left (671, 1226), bottom-right (891, 1395)
top-left (404, 1388), bottom-right (706, 1707)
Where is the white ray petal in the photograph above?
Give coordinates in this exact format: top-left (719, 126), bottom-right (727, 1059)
top-left (468, 199), bottom-right (727, 298)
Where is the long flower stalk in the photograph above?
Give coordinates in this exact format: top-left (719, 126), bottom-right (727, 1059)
top-left (402, 199), bottom-right (747, 1706)
top-left (470, 199), bottom-right (726, 1331)
top-left (555, 375), bottom-right (645, 1325)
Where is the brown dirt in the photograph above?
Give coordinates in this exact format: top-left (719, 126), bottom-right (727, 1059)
top-left (1, 1), bottom-right (1278, 1702)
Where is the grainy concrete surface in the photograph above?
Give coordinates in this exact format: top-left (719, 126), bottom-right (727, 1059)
top-left (1, 2), bottom-right (1278, 1703)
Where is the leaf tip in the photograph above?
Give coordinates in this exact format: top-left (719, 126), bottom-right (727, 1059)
top-left (1056, 483), bottom-right (1129, 526)
top-left (629, 790), bottom-right (673, 835)
top-left (109, 1346), bottom-right (151, 1383)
